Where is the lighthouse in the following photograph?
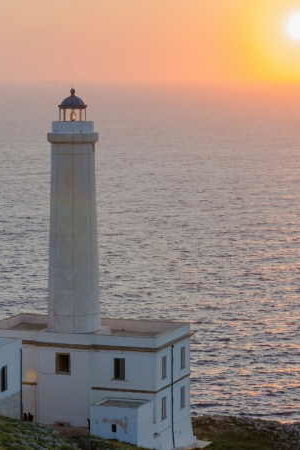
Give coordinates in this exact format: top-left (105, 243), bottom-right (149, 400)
top-left (47, 89), bottom-right (101, 333)
top-left (0, 89), bottom-right (200, 449)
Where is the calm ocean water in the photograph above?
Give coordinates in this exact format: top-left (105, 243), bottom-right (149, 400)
top-left (0, 84), bottom-right (299, 422)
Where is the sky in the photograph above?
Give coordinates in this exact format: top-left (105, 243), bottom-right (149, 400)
top-left (1, 0), bottom-right (300, 86)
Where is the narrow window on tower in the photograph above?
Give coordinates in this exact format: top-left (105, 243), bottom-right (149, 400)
top-left (180, 346), bottom-right (186, 370)
top-left (161, 396), bottom-right (167, 420)
top-left (0, 366), bottom-right (7, 392)
top-left (56, 353), bottom-right (71, 375)
top-left (180, 386), bottom-right (186, 409)
top-left (161, 355), bottom-right (167, 379)
top-left (114, 358), bottom-right (125, 380)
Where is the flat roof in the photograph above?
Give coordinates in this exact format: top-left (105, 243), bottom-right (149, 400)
top-left (0, 337), bottom-right (19, 346)
top-left (101, 318), bottom-right (186, 337)
top-left (0, 314), bottom-right (187, 338)
top-left (11, 323), bottom-right (47, 331)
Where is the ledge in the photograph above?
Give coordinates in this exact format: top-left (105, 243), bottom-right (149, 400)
top-left (47, 132), bottom-right (98, 144)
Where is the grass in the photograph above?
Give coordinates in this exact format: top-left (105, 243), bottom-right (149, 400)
top-left (0, 415), bottom-right (147, 449)
top-left (0, 414), bottom-right (296, 450)
top-left (74, 435), bottom-right (148, 450)
top-left (194, 428), bottom-right (272, 450)
top-left (192, 415), bottom-right (296, 450)
top-left (0, 416), bottom-right (78, 449)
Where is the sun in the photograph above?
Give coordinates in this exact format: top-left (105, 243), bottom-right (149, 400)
top-left (285, 11), bottom-right (300, 41)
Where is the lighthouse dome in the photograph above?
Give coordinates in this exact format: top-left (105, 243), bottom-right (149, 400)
top-left (59, 88), bottom-right (87, 109)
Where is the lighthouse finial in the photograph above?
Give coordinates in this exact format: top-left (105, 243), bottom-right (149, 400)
top-left (70, 88), bottom-right (76, 96)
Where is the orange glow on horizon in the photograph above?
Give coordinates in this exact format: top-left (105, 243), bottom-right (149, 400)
top-left (1, 0), bottom-right (300, 86)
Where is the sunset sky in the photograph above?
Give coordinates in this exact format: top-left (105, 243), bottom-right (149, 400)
top-left (2, 0), bottom-right (300, 85)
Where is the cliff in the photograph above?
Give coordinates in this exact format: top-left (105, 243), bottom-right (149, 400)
top-left (193, 415), bottom-right (300, 450)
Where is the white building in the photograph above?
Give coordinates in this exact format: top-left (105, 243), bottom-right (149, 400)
top-left (0, 90), bottom-right (201, 449)
top-left (0, 338), bottom-right (21, 419)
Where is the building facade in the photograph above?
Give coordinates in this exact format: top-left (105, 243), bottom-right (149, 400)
top-left (0, 338), bottom-right (21, 419)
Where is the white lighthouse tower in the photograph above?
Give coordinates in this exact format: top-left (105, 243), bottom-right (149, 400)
top-left (47, 89), bottom-right (101, 333)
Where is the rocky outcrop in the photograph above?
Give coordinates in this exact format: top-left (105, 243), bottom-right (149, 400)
top-left (192, 415), bottom-right (300, 450)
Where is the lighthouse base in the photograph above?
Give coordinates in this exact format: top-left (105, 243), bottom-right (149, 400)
top-left (0, 313), bottom-right (196, 449)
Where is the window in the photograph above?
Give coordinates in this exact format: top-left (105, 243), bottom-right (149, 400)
top-left (112, 424), bottom-right (117, 433)
top-left (161, 396), bottom-right (167, 420)
top-left (0, 366), bottom-right (7, 392)
top-left (114, 358), bottom-right (125, 380)
top-left (161, 355), bottom-right (167, 379)
top-left (180, 386), bottom-right (186, 409)
top-left (56, 353), bottom-right (70, 374)
top-left (180, 346), bottom-right (186, 370)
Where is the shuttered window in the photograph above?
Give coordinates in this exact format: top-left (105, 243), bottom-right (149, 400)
top-left (161, 396), bottom-right (167, 420)
top-left (180, 386), bottom-right (186, 409)
top-left (114, 358), bottom-right (125, 380)
top-left (180, 346), bottom-right (186, 370)
top-left (161, 355), bottom-right (167, 379)
top-left (0, 366), bottom-right (7, 392)
top-left (56, 353), bottom-right (71, 374)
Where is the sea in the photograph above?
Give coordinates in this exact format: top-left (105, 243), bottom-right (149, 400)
top-left (0, 84), bottom-right (299, 423)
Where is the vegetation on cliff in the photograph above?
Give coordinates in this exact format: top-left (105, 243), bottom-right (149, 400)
top-left (0, 416), bottom-right (145, 450)
top-left (0, 414), bottom-right (299, 449)
top-left (0, 416), bottom-right (77, 449)
top-left (193, 415), bottom-right (300, 450)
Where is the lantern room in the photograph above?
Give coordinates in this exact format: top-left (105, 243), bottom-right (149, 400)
top-left (58, 88), bottom-right (87, 122)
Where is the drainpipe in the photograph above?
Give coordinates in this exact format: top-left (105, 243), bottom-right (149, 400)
top-left (20, 348), bottom-right (23, 421)
top-left (171, 344), bottom-right (175, 448)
